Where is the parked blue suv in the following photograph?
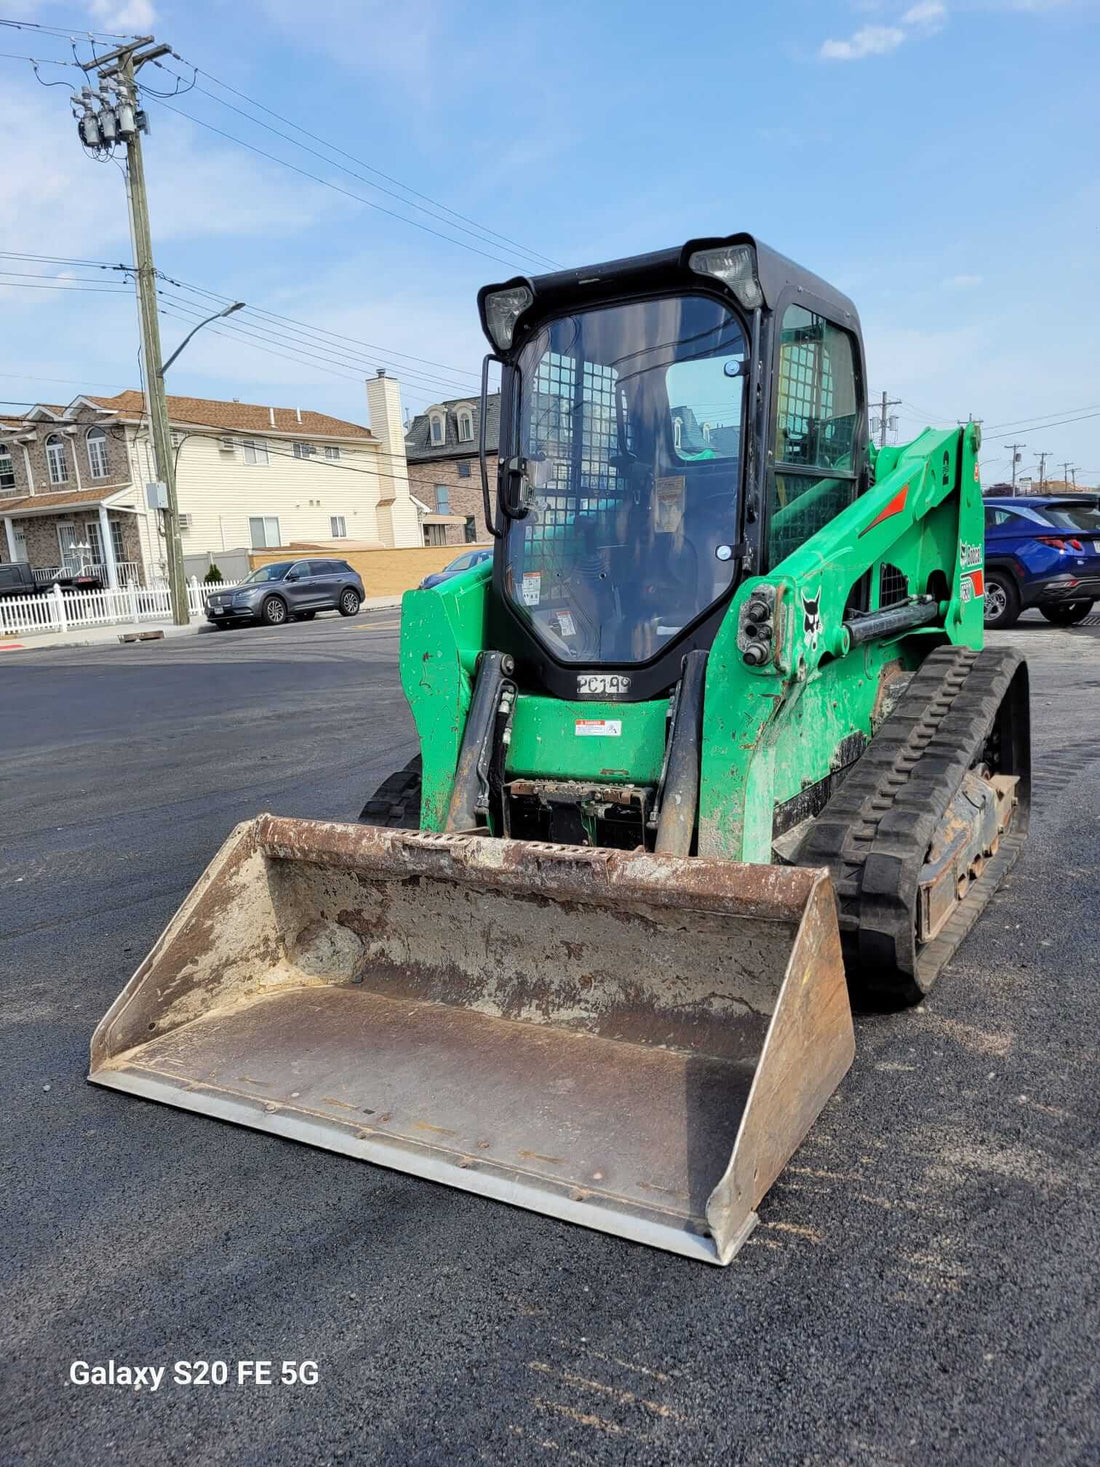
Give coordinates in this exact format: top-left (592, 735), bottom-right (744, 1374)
top-left (983, 495), bottom-right (1100, 628)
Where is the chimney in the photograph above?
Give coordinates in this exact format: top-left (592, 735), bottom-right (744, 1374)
top-left (295, 406), bottom-right (302, 424)
top-left (269, 406), bottom-right (276, 428)
top-left (366, 370), bottom-right (418, 548)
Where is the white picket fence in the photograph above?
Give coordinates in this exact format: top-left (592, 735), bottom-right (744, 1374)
top-left (0, 579), bottom-right (242, 638)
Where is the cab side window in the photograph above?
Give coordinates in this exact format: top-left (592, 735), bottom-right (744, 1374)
top-left (768, 304), bottom-right (860, 568)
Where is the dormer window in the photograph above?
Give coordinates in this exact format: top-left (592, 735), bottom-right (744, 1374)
top-left (46, 433), bottom-right (68, 485)
top-left (456, 408), bottom-right (473, 443)
top-left (429, 412), bottom-right (445, 447)
top-left (87, 426), bottom-right (108, 479)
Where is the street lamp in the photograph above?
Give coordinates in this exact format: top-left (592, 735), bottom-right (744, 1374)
top-left (152, 301), bottom-right (244, 627)
top-left (159, 301), bottom-right (245, 377)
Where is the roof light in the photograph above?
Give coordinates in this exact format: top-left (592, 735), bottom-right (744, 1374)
top-left (483, 285), bottom-right (533, 351)
top-left (688, 244), bottom-right (763, 310)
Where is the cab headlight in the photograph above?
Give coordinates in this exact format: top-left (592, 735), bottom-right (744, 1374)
top-left (688, 244), bottom-right (764, 310)
top-left (483, 285), bottom-right (533, 351)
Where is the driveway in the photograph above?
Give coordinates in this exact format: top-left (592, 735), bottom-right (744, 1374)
top-left (2, 611), bottom-right (1098, 1465)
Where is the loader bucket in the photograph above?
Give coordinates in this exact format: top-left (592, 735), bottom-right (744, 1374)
top-left (90, 817), bottom-right (853, 1265)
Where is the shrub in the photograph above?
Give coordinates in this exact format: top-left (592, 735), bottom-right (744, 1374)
top-left (203, 563), bottom-right (224, 584)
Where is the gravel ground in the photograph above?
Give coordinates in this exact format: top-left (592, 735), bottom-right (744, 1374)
top-left (2, 609), bottom-right (1097, 1466)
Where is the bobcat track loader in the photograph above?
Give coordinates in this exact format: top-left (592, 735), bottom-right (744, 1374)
top-left (91, 235), bottom-right (1030, 1264)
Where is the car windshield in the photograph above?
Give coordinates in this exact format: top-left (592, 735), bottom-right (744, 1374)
top-left (240, 563), bottom-right (291, 583)
top-left (1034, 502), bottom-right (1100, 532)
top-left (446, 553), bottom-right (474, 572)
top-left (503, 294), bottom-right (746, 665)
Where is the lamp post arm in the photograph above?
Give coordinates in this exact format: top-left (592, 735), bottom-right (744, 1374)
top-left (158, 302), bottom-right (244, 377)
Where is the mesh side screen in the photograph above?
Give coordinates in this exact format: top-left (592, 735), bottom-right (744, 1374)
top-left (878, 562), bottom-right (909, 607)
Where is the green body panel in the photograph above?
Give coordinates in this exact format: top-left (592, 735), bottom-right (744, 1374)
top-left (698, 424), bottom-right (984, 860)
top-left (506, 697), bottom-right (668, 784)
top-left (400, 562), bottom-right (490, 830)
top-left (399, 425), bottom-right (985, 860)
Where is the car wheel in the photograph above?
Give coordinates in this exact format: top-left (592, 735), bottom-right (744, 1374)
top-left (261, 595), bottom-right (288, 626)
top-left (338, 588), bottom-right (361, 617)
top-left (983, 571), bottom-right (1020, 629)
top-left (1040, 600), bottom-right (1094, 626)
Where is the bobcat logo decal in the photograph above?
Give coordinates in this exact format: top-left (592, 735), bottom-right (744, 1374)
top-left (802, 590), bottom-right (822, 652)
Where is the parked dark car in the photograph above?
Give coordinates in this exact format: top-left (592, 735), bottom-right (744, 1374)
top-left (205, 558), bottom-right (365, 628)
top-left (0, 562), bottom-right (104, 598)
top-left (419, 547), bottom-right (492, 590)
top-left (983, 495), bottom-right (1100, 628)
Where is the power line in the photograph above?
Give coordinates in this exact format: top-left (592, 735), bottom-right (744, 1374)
top-left (986, 410), bottom-right (1100, 441)
top-left (155, 64), bottom-right (558, 274)
top-left (158, 272), bottom-right (480, 383)
top-left (150, 98), bottom-right (542, 273)
top-left (0, 278), bottom-right (132, 294)
top-left (0, 249), bottom-right (131, 269)
top-left (0, 17), bottom-right (145, 41)
top-left (984, 404), bottom-right (1100, 431)
top-left (157, 290), bottom-right (475, 399)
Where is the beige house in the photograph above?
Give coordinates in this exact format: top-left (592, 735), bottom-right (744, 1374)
top-left (0, 371), bottom-right (418, 588)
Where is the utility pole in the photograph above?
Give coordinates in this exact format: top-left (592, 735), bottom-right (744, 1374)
top-left (1061, 462), bottom-right (1076, 491)
top-left (1007, 442), bottom-right (1026, 496)
top-left (75, 37), bottom-right (189, 625)
top-left (1037, 451), bottom-right (1048, 492)
top-left (876, 390), bottom-right (902, 448)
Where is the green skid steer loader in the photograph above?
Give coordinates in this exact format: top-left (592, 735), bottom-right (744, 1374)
top-left (91, 235), bottom-right (1030, 1265)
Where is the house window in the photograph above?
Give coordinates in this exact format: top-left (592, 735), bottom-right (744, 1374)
top-left (87, 427), bottom-right (108, 479)
top-left (0, 443), bottom-right (14, 493)
top-left (242, 439), bottom-right (269, 466)
top-left (324, 445), bottom-right (341, 460)
top-left (330, 515), bottom-right (347, 538)
top-left (249, 515), bottom-right (281, 548)
top-left (110, 518), bottom-right (126, 566)
top-left (464, 515), bottom-right (476, 543)
top-left (293, 441), bottom-right (314, 458)
top-left (457, 409), bottom-right (473, 442)
top-left (457, 461), bottom-right (471, 478)
top-left (46, 434), bottom-right (68, 485)
top-left (429, 413), bottom-right (445, 446)
top-left (424, 523), bottom-right (447, 546)
top-left (434, 484), bottom-right (451, 514)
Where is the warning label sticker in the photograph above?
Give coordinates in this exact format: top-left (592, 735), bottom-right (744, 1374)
top-left (575, 719), bottom-right (622, 737)
top-left (521, 572), bottom-right (541, 606)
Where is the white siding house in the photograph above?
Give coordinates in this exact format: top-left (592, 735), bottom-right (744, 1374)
top-left (0, 373), bottom-right (419, 589)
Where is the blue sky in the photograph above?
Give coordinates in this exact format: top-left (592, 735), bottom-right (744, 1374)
top-left (2, 0), bottom-right (1098, 485)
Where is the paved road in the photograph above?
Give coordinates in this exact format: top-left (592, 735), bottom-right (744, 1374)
top-left (3, 610), bottom-right (1098, 1466)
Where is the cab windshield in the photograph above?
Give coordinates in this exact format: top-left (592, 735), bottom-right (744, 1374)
top-left (503, 294), bottom-right (746, 665)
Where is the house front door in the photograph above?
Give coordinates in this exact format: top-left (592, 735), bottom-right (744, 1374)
top-left (57, 522), bottom-right (80, 575)
top-left (12, 524), bottom-right (28, 562)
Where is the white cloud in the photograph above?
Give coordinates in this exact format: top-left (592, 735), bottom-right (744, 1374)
top-left (821, 1), bottom-right (948, 60)
top-left (945, 273), bottom-right (984, 288)
top-left (86, 0), bottom-right (157, 29)
top-left (820, 24), bottom-right (907, 59)
top-left (903, 1), bottom-right (947, 23)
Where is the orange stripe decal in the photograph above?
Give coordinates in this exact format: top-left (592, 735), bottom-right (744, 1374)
top-left (859, 483), bottom-right (909, 536)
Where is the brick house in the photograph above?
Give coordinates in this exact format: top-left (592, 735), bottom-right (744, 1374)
top-left (404, 394), bottom-right (500, 546)
top-left (0, 373), bottom-right (419, 588)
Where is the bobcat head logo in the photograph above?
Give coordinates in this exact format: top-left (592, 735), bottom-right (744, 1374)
top-left (802, 590), bottom-right (822, 652)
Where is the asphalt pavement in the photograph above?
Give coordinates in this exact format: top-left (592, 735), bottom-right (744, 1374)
top-left (2, 609), bottom-right (1098, 1466)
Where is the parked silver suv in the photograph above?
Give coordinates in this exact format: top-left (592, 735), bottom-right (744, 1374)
top-left (206, 558), bottom-right (365, 629)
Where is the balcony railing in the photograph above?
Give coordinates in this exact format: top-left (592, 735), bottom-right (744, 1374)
top-left (31, 560), bottom-right (147, 587)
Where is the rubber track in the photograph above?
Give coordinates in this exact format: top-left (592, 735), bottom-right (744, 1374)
top-left (798, 645), bottom-right (1030, 1008)
top-left (359, 756), bottom-right (422, 828)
